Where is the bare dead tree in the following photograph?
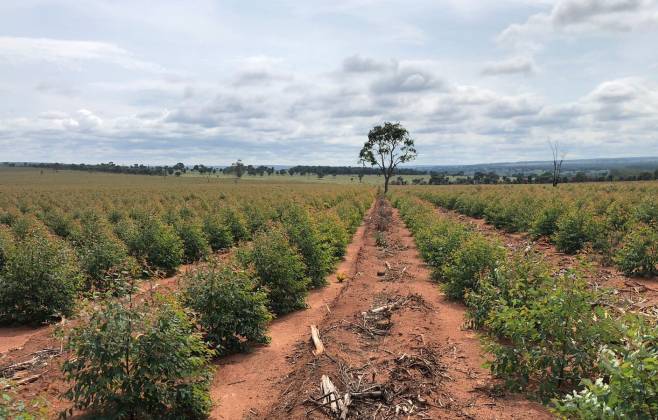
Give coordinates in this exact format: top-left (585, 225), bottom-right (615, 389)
top-left (549, 140), bottom-right (566, 187)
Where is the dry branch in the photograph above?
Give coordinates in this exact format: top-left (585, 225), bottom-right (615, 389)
top-left (310, 325), bottom-right (325, 356)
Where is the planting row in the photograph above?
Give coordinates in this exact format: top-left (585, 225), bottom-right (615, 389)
top-left (0, 183), bottom-right (373, 325)
top-left (408, 182), bottom-right (658, 277)
top-left (2, 189), bottom-right (373, 418)
top-left (393, 193), bottom-right (657, 419)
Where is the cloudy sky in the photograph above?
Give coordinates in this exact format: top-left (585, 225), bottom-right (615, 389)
top-left (1, 0), bottom-right (657, 165)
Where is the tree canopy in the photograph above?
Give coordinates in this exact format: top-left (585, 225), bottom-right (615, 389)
top-left (358, 122), bottom-right (417, 193)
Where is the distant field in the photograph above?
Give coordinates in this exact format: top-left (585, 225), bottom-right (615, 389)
top-left (0, 167), bottom-right (399, 187)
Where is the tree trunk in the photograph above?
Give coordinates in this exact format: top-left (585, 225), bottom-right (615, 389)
top-left (384, 175), bottom-right (390, 193)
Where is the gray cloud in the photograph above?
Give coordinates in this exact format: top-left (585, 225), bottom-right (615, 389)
top-left (481, 56), bottom-right (537, 76)
top-left (342, 55), bottom-right (394, 73)
top-left (1, 0), bottom-right (658, 165)
top-left (370, 66), bottom-right (443, 94)
top-left (499, 0), bottom-right (658, 45)
top-left (552, 0), bottom-right (651, 27)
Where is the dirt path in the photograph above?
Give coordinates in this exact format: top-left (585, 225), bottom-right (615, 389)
top-left (209, 215), bottom-right (370, 418)
top-left (433, 205), bottom-right (658, 309)
top-left (251, 199), bottom-right (551, 419)
top-left (0, 326), bottom-right (49, 354)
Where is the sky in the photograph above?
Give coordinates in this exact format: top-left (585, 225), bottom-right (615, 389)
top-left (1, 0), bottom-right (657, 166)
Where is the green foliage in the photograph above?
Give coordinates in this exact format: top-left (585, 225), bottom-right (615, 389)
top-left (41, 208), bottom-right (80, 239)
top-left (248, 224), bottom-right (309, 315)
top-left (219, 207), bottom-right (249, 243)
top-left (358, 121), bottom-right (417, 193)
top-left (281, 205), bottom-right (331, 288)
top-left (531, 202), bottom-right (563, 237)
top-left (552, 318), bottom-right (657, 419)
top-left (614, 223), bottom-right (658, 276)
top-left (483, 196), bottom-right (537, 233)
top-left (11, 215), bottom-right (48, 239)
top-left (634, 197), bottom-right (658, 225)
top-left (335, 199), bottom-right (366, 233)
top-left (441, 234), bottom-right (504, 300)
top-left (465, 252), bottom-right (550, 329)
top-left (316, 212), bottom-right (350, 262)
top-left (0, 381), bottom-right (48, 420)
top-left (182, 261), bottom-right (272, 355)
top-left (554, 207), bottom-right (595, 254)
top-left (0, 231), bottom-right (82, 324)
top-left (395, 189), bottom-right (658, 418)
top-left (75, 212), bottom-right (135, 291)
top-left (62, 297), bottom-right (214, 419)
top-left (241, 201), bottom-right (275, 234)
top-left (417, 222), bottom-right (468, 280)
top-left (0, 225), bottom-right (15, 270)
top-left (202, 215), bottom-right (233, 251)
top-left (484, 271), bottom-right (617, 400)
top-left (133, 217), bottom-right (184, 272)
top-left (176, 220), bottom-right (211, 263)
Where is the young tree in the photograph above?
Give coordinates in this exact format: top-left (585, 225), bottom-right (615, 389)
top-left (549, 140), bottom-right (566, 187)
top-left (359, 122), bottom-right (417, 193)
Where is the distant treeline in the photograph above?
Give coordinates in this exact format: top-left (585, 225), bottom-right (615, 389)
top-left (395, 168), bottom-right (658, 186)
top-left (4, 162), bottom-right (275, 177)
top-left (4, 162), bottom-right (658, 184)
top-left (286, 165), bottom-right (425, 176)
top-left (7, 161), bottom-right (191, 176)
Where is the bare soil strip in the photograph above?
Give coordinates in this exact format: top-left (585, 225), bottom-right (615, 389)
top-left (433, 205), bottom-right (658, 311)
top-left (256, 199), bottom-right (551, 419)
top-left (209, 209), bottom-right (371, 419)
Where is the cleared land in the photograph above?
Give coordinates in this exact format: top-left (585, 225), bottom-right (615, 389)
top-left (1, 171), bottom-right (656, 419)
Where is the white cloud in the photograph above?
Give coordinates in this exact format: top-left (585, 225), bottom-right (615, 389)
top-left (0, 37), bottom-right (164, 72)
top-left (1, 1), bottom-right (657, 164)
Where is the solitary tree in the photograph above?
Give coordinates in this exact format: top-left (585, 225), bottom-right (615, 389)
top-left (549, 140), bottom-right (566, 187)
top-left (359, 122), bottom-right (417, 193)
top-left (230, 159), bottom-right (245, 183)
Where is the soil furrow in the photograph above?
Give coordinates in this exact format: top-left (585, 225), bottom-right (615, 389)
top-left (259, 198), bottom-right (551, 419)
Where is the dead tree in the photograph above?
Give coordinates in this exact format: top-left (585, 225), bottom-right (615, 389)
top-left (549, 140), bottom-right (566, 187)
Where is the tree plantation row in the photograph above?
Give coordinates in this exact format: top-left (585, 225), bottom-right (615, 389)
top-left (392, 192), bottom-right (657, 418)
top-left (409, 181), bottom-right (658, 277)
top-left (0, 179), bottom-right (373, 417)
top-left (0, 180), bottom-right (373, 324)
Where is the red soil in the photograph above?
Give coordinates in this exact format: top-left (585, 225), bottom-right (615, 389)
top-left (209, 210), bottom-right (370, 419)
top-left (1, 200), bottom-right (556, 419)
top-left (0, 326), bottom-right (48, 354)
top-left (251, 200), bottom-right (551, 419)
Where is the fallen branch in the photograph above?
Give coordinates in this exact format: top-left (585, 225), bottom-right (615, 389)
top-left (369, 298), bottom-right (405, 314)
top-left (320, 375), bottom-right (349, 418)
top-left (310, 325), bottom-right (325, 356)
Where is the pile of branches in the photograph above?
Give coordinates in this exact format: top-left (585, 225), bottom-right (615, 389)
top-left (306, 347), bottom-right (447, 419)
top-left (344, 295), bottom-right (425, 339)
top-left (0, 348), bottom-right (61, 387)
top-left (377, 261), bottom-right (411, 282)
top-left (374, 198), bottom-right (392, 232)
